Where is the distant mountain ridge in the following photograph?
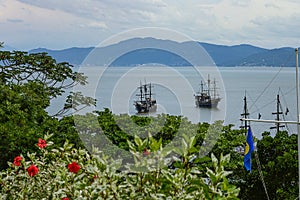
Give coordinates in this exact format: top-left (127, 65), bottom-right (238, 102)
top-left (29, 47), bottom-right (94, 65)
top-left (26, 38), bottom-right (297, 67)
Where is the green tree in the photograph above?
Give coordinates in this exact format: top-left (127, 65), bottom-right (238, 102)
top-left (0, 49), bottom-right (95, 170)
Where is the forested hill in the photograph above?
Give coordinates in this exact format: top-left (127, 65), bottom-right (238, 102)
top-left (23, 38), bottom-right (297, 67)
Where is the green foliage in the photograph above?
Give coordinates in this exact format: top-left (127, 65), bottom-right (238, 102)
top-left (0, 50), bottom-right (95, 116)
top-left (90, 109), bottom-right (300, 199)
top-left (76, 109), bottom-right (246, 181)
top-left (0, 50), bottom-right (93, 170)
top-left (238, 131), bottom-right (298, 200)
top-left (95, 108), bottom-right (133, 151)
top-left (0, 134), bottom-right (239, 199)
top-left (0, 83), bottom-right (48, 169)
top-left (91, 108), bottom-right (183, 151)
top-left (203, 153), bottom-right (240, 199)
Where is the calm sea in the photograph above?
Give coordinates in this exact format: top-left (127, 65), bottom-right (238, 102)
top-left (50, 66), bottom-right (298, 138)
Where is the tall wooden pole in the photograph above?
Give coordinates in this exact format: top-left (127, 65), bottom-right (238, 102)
top-left (295, 48), bottom-right (300, 199)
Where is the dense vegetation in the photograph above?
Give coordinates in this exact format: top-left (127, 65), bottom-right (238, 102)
top-left (0, 47), bottom-right (95, 170)
top-left (0, 45), bottom-right (298, 199)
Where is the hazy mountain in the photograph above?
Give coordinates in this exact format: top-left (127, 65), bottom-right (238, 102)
top-left (110, 48), bottom-right (191, 66)
top-left (237, 47), bottom-right (295, 67)
top-left (29, 47), bottom-right (93, 65)
top-left (25, 38), bottom-right (297, 67)
top-left (199, 43), bottom-right (268, 66)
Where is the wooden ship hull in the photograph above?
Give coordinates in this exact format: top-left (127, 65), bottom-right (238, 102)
top-left (134, 82), bottom-right (157, 113)
top-left (134, 100), bottom-right (157, 113)
top-left (195, 95), bottom-right (221, 108)
top-left (195, 75), bottom-right (221, 108)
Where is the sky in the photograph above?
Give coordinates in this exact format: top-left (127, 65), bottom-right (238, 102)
top-left (1, 0), bottom-right (300, 50)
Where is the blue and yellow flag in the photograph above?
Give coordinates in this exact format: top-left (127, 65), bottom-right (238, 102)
top-left (244, 127), bottom-right (254, 171)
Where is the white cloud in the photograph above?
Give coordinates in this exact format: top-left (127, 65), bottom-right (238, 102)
top-left (16, 0), bottom-right (166, 24)
top-left (1, 0), bottom-right (300, 49)
top-left (188, 0), bottom-right (300, 47)
top-left (0, 0), bottom-right (110, 49)
top-left (84, 21), bottom-right (108, 29)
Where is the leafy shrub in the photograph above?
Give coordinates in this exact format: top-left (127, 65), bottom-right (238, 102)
top-left (0, 134), bottom-right (240, 199)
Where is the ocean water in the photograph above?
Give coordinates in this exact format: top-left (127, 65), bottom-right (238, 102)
top-left (50, 66), bottom-right (298, 138)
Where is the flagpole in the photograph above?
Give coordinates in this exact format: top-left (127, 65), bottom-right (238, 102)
top-left (295, 48), bottom-right (300, 199)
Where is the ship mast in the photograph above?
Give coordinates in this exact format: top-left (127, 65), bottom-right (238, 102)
top-left (149, 83), bottom-right (152, 99)
top-left (213, 78), bottom-right (216, 99)
top-left (139, 82), bottom-right (143, 102)
top-left (270, 94), bottom-right (285, 133)
top-left (240, 94), bottom-right (249, 132)
top-left (207, 74), bottom-right (211, 96)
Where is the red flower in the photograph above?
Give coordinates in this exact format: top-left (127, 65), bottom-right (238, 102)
top-left (27, 165), bottom-right (39, 177)
top-left (68, 162), bottom-right (80, 174)
top-left (143, 148), bottom-right (150, 156)
top-left (13, 156), bottom-right (22, 167)
top-left (62, 198), bottom-right (70, 200)
top-left (37, 138), bottom-right (47, 149)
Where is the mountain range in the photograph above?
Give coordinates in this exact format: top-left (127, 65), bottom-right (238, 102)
top-left (7, 38), bottom-right (298, 67)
